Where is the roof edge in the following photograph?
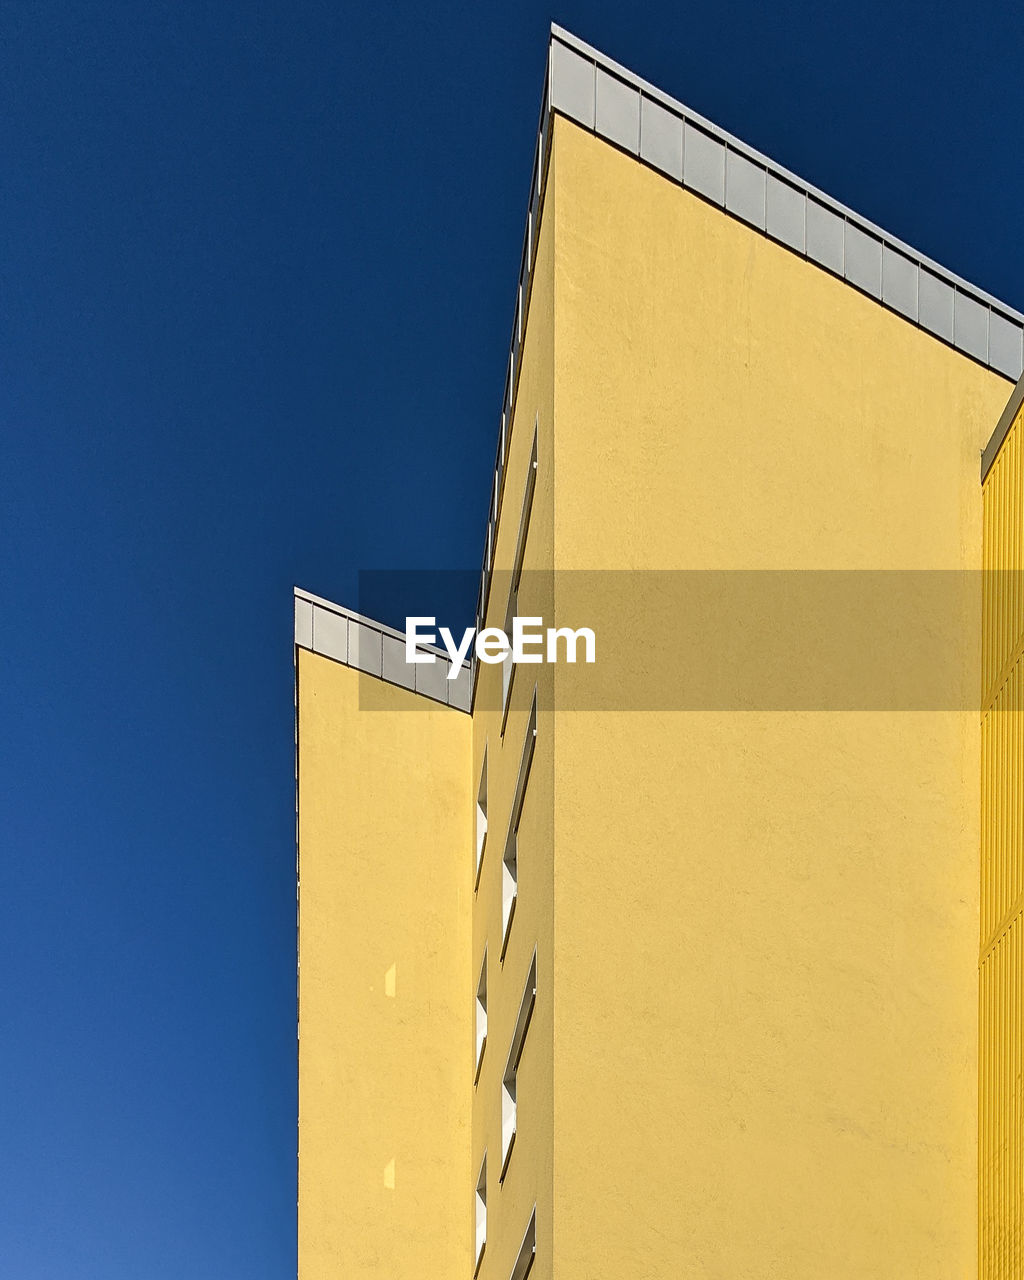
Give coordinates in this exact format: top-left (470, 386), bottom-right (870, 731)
top-left (472, 25), bottom-right (1024, 639)
top-left (293, 586), bottom-right (472, 712)
top-left (546, 25), bottom-right (1023, 377)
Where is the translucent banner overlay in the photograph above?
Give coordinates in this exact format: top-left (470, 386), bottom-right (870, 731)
top-left (353, 570), bottom-right (1024, 712)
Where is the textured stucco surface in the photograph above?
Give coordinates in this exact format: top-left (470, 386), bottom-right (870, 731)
top-left (549, 115), bottom-right (1010, 1280)
top-left (297, 651), bottom-right (471, 1280)
top-left (296, 105), bottom-right (1018, 1280)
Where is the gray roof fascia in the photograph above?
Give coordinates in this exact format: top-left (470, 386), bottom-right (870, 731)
top-left (473, 27), bottom-right (1024, 638)
top-left (551, 26), bottom-right (1021, 327)
top-left (548, 25), bottom-right (1023, 369)
top-left (293, 586), bottom-right (471, 712)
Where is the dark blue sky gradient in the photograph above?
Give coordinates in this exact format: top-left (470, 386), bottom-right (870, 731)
top-left (0, 3), bottom-right (1020, 1276)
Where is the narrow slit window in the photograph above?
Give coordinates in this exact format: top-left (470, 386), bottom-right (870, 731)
top-left (501, 694), bottom-right (537, 959)
top-left (475, 950), bottom-right (487, 1081)
top-left (509, 1209), bottom-right (536, 1280)
top-left (502, 834), bottom-right (518, 952)
top-left (501, 952), bottom-right (537, 1179)
top-left (501, 1060), bottom-right (516, 1171)
top-left (501, 587), bottom-right (516, 720)
top-left (475, 1153), bottom-right (487, 1273)
top-left (513, 427), bottom-right (538, 598)
top-left (476, 749), bottom-right (488, 887)
top-left (501, 425), bottom-right (538, 733)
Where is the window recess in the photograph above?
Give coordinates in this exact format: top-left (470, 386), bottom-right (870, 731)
top-left (501, 425), bottom-right (538, 734)
top-left (508, 1208), bottom-right (536, 1280)
top-left (476, 749), bottom-right (488, 888)
top-left (475, 950), bottom-right (487, 1082)
top-left (475, 1154), bottom-right (487, 1273)
top-left (501, 693), bottom-right (537, 960)
top-left (501, 951), bottom-right (537, 1179)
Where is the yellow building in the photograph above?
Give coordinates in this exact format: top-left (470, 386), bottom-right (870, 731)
top-left (295, 26), bottom-right (1024, 1280)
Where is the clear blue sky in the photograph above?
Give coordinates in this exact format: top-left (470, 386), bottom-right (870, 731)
top-left (0, 3), bottom-right (1020, 1276)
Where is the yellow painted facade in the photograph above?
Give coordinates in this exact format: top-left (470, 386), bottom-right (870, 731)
top-left (548, 116), bottom-right (1010, 1280)
top-left (981, 391), bottom-right (1024, 1280)
top-left (296, 650), bottom-right (472, 1279)
top-left (296, 35), bottom-right (1024, 1280)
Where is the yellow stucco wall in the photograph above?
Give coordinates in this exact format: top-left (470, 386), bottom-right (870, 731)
top-left (296, 649), bottom-right (472, 1280)
top-left (295, 103), bottom-right (1021, 1280)
top-left (981, 390), bottom-right (1024, 1280)
top-left (472, 157), bottom-right (556, 1280)
top-left (548, 115), bottom-right (1012, 1279)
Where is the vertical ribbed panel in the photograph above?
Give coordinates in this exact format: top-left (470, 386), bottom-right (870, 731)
top-left (980, 920), bottom-right (1024, 1278)
top-left (981, 666), bottom-right (1024, 943)
top-left (981, 396), bottom-right (1024, 1280)
top-left (983, 411), bottom-right (1024, 706)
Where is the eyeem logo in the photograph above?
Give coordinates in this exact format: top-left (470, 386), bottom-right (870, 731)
top-left (406, 617), bottom-right (596, 678)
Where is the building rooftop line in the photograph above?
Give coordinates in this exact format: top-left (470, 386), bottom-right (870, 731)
top-left (474, 26), bottom-right (1024, 638)
top-left (293, 586), bottom-right (472, 712)
top-left (548, 24), bottom-right (1023, 368)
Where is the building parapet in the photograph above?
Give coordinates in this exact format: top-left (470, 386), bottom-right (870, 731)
top-left (293, 587), bottom-right (472, 712)
top-left (474, 25), bottom-right (1024, 636)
